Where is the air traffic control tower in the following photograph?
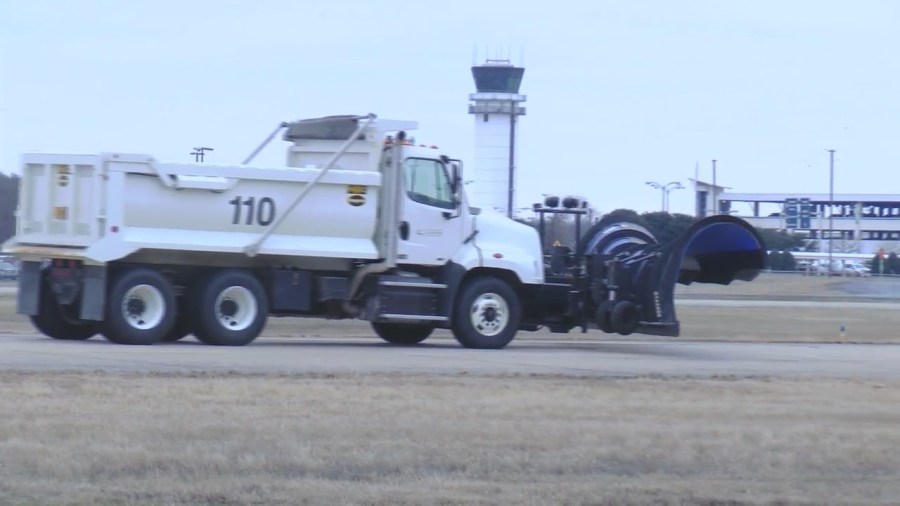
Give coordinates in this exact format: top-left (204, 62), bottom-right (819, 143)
top-left (467, 59), bottom-right (526, 217)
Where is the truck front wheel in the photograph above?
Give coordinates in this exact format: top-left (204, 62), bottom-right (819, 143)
top-left (451, 276), bottom-right (521, 350)
top-left (103, 268), bottom-right (176, 345)
top-left (190, 270), bottom-right (268, 346)
top-left (371, 322), bottom-right (433, 345)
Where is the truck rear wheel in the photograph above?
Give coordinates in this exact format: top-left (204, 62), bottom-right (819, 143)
top-left (371, 322), bottom-right (433, 345)
top-left (162, 298), bottom-right (193, 342)
top-left (191, 270), bottom-right (268, 346)
top-left (30, 284), bottom-right (99, 341)
top-left (163, 314), bottom-right (193, 342)
top-left (451, 276), bottom-right (521, 350)
top-left (103, 268), bottom-right (176, 345)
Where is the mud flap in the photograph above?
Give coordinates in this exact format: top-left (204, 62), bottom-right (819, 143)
top-left (585, 215), bottom-right (766, 337)
top-left (16, 261), bottom-right (42, 316)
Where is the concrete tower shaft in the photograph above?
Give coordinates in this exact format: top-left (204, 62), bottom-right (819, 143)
top-left (467, 60), bottom-right (526, 217)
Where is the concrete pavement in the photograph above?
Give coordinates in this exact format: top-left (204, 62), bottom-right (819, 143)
top-left (1, 333), bottom-right (898, 379)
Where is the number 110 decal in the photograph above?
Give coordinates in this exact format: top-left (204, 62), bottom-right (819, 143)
top-left (229, 196), bottom-right (276, 226)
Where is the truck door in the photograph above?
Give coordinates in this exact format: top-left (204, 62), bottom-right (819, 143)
top-left (396, 157), bottom-right (465, 266)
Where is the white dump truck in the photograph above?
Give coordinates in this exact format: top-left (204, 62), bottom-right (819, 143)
top-left (2, 114), bottom-right (767, 348)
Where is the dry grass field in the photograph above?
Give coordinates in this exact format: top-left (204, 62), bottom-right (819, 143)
top-left (672, 303), bottom-right (900, 343)
top-left (672, 273), bottom-right (900, 343)
top-left (1, 371), bottom-right (898, 506)
top-left (676, 272), bottom-right (900, 300)
top-left (2, 275), bottom-right (899, 505)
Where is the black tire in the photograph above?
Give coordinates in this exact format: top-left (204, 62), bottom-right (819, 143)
top-left (29, 283), bottom-right (98, 340)
top-left (162, 307), bottom-right (193, 342)
top-left (162, 297), bottom-right (194, 343)
top-left (595, 300), bottom-right (615, 334)
top-left (372, 322), bottom-right (433, 345)
top-left (610, 300), bottom-right (640, 336)
top-left (102, 268), bottom-right (176, 345)
top-left (451, 276), bottom-right (521, 350)
top-left (190, 270), bottom-right (268, 346)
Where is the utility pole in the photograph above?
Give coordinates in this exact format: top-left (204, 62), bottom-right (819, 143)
top-left (507, 100), bottom-right (516, 219)
top-left (191, 147), bottom-right (214, 162)
top-left (711, 159), bottom-right (717, 215)
top-left (828, 149), bottom-right (835, 273)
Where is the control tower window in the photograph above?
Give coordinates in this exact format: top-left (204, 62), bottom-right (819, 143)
top-left (472, 65), bottom-right (524, 94)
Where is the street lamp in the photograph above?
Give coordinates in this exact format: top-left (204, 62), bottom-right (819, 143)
top-left (827, 149), bottom-right (835, 273)
top-left (645, 181), bottom-right (684, 212)
top-left (190, 146), bottom-right (214, 162)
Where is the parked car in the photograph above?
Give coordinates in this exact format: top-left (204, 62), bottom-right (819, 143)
top-left (0, 261), bottom-right (18, 280)
top-left (844, 262), bottom-right (871, 277)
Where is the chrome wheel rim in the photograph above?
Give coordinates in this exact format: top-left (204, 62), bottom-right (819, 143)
top-left (122, 284), bottom-right (165, 330)
top-left (214, 286), bottom-right (257, 331)
top-left (469, 292), bottom-right (509, 337)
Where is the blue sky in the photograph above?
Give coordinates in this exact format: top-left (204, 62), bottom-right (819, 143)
top-left (1, 0), bottom-right (898, 216)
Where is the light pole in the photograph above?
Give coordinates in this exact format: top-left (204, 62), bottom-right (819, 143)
top-left (191, 147), bottom-right (214, 162)
top-left (828, 149), bottom-right (835, 273)
top-left (645, 181), bottom-right (684, 212)
top-left (711, 159), bottom-right (717, 214)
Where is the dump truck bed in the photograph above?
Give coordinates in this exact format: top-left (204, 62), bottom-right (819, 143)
top-left (5, 152), bottom-right (383, 264)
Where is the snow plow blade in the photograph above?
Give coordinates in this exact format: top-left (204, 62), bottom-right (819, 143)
top-left (584, 215), bottom-right (766, 337)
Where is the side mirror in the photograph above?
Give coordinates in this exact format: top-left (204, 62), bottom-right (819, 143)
top-left (443, 160), bottom-right (463, 220)
top-left (449, 160), bottom-right (462, 194)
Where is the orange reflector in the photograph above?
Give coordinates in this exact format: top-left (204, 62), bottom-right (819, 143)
top-left (53, 207), bottom-right (68, 220)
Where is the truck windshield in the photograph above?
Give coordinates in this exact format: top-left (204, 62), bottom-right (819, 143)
top-left (403, 158), bottom-right (455, 209)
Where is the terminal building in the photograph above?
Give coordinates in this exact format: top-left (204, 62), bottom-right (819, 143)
top-left (692, 180), bottom-right (900, 255)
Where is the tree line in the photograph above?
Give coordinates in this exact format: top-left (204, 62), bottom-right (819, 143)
top-left (0, 173), bottom-right (19, 245)
top-left (871, 252), bottom-right (900, 275)
top-left (520, 207), bottom-right (805, 257)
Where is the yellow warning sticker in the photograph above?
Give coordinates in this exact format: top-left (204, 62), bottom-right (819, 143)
top-left (553, 240), bottom-right (562, 247)
top-left (347, 185), bottom-right (367, 195)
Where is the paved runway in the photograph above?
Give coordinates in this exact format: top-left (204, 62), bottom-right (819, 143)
top-left (1, 332), bottom-right (898, 379)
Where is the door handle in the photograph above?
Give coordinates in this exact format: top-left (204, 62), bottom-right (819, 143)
top-left (399, 221), bottom-right (410, 240)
